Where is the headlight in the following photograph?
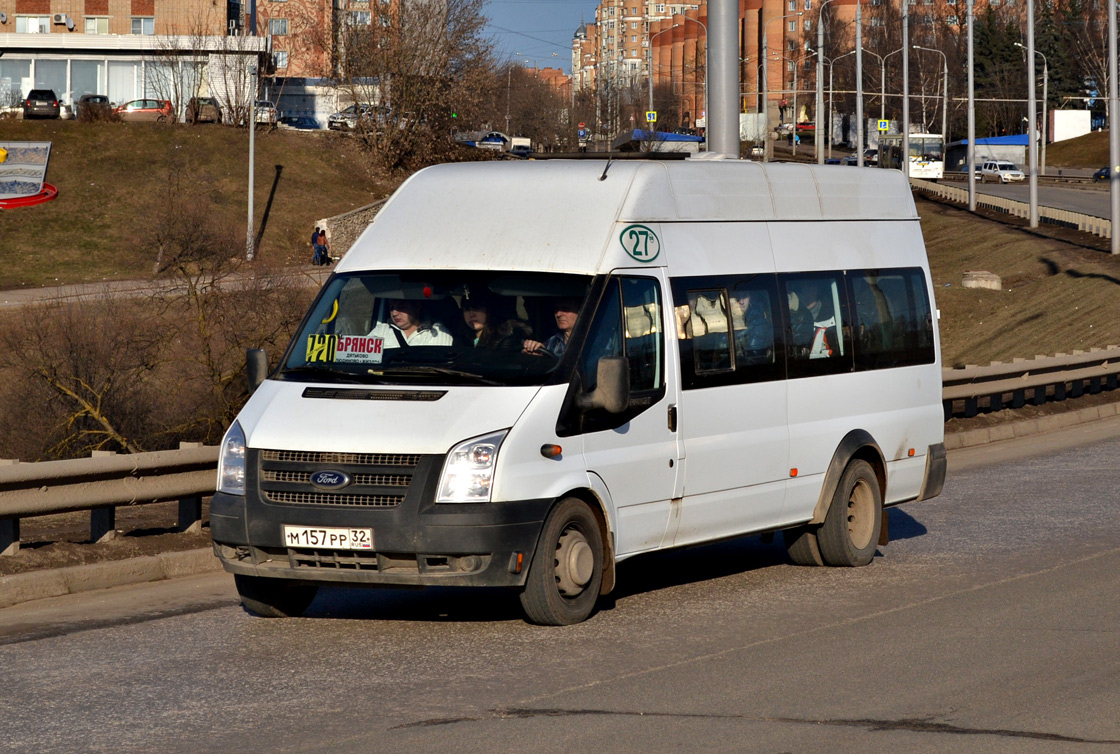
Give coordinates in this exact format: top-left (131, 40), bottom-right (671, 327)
top-left (217, 421), bottom-right (247, 495)
top-left (436, 430), bottom-right (508, 503)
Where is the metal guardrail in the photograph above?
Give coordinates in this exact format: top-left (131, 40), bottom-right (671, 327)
top-left (0, 444), bottom-right (219, 556)
top-left (912, 178), bottom-right (1113, 239)
top-left (2, 350), bottom-right (1119, 557)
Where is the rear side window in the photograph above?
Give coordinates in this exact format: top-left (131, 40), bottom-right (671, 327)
top-left (849, 268), bottom-right (935, 370)
top-left (780, 272), bottom-right (853, 378)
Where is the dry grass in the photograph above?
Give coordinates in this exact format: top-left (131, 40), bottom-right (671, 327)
top-left (0, 120), bottom-right (392, 289)
top-left (1042, 130), bottom-right (1110, 169)
top-left (921, 195), bottom-right (1120, 367)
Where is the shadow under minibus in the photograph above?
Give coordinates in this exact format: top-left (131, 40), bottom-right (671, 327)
top-left (287, 507), bottom-right (929, 623)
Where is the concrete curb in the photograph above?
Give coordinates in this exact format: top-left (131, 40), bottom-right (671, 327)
top-left (0, 548), bottom-right (219, 610)
top-left (2, 400), bottom-right (1119, 611)
top-left (944, 401), bottom-right (1120, 451)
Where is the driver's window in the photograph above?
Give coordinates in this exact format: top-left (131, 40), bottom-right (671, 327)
top-left (579, 281), bottom-right (623, 391)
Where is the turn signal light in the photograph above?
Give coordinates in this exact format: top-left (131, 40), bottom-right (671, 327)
top-left (790, 468), bottom-right (798, 478)
top-left (540, 444), bottom-right (562, 459)
top-left (908, 448), bottom-right (915, 457)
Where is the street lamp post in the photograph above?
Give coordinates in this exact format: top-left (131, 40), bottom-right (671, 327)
top-left (815, 0), bottom-right (837, 163)
top-left (829, 50), bottom-right (855, 159)
top-left (762, 11), bottom-right (803, 161)
top-left (912, 45), bottom-right (948, 143)
top-left (1015, 42), bottom-right (1047, 175)
top-left (246, 64), bottom-right (257, 261)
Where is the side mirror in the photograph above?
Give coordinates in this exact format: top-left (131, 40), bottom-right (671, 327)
top-left (577, 356), bottom-right (630, 414)
top-left (246, 348), bottom-right (268, 395)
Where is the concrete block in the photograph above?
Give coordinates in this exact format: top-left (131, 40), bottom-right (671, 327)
top-left (0, 570), bottom-right (69, 609)
top-left (962, 271), bottom-right (1002, 290)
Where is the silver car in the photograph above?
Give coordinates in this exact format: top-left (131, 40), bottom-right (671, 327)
top-left (981, 161), bottom-right (1025, 183)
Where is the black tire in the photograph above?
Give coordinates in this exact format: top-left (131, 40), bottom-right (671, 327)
top-left (519, 498), bottom-right (603, 626)
top-left (817, 460), bottom-right (882, 567)
top-left (234, 574), bottom-right (318, 618)
top-left (783, 525), bottom-right (825, 566)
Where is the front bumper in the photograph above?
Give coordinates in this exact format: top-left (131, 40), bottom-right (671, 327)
top-left (210, 451), bottom-right (552, 588)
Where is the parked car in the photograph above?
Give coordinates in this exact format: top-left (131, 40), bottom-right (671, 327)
top-left (1093, 166), bottom-right (1111, 182)
top-left (477, 131), bottom-right (510, 151)
top-left (509, 144), bottom-right (532, 158)
top-left (278, 115), bottom-right (320, 131)
top-left (327, 103), bottom-right (375, 131)
top-left (23, 89), bottom-right (60, 119)
top-left (254, 100), bottom-right (278, 127)
top-left (841, 153), bottom-right (860, 166)
top-left (76, 94), bottom-right (112, 121)
top-left (980, 160), bottom-right (1025, 183)
top-left (824, 157), bottom-right (842, 165)
top-left (186, 97), bottom-right (222, 124)
top-left (749, 145), bottom-right (764, 159)
top-left (114, 99), bottom-right (174, 123)
top-left (863, 148), bottom-right (878, 166)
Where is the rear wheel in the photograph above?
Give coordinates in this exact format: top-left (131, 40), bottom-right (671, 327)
top-left (234, 574), bottom-right (318, 618)
top-left (519, 498), bottom-right (603, 626)
top-left (817, 460), bottom-right (882, 567)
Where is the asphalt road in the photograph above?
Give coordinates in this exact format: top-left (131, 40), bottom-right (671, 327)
top-left (970, 180), bottom-right (1112, 218)
top-left (2, 419), bottom-right (1119, 753)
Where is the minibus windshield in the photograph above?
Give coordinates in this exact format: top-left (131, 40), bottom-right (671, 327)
top-left (279, 270), bottom-right (593, 386)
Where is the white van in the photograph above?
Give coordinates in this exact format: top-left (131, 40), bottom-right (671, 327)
top-left (213, 159), bottom-right (946, 625)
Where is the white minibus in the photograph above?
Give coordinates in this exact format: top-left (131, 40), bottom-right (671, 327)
top-left (213, 159), bottom-right (946, 625)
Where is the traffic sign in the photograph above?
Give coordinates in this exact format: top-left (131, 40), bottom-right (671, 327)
top-left (877, 119), bottom-right (890, 133)
top-left (578, 128), bottom-right (587, 139)
top-left (646, 111), bottom-right (657, 123)
top-left (578, 122), bottom-right (586, 128)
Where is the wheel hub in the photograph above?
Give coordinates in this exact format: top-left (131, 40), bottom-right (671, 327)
top-left (555, 527), bottom-right (594, 597)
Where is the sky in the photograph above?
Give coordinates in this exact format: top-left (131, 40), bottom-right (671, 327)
top-left (484, 0), bottom-right (600, 74)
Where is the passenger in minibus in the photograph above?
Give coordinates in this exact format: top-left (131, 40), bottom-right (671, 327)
top-left (730, 287), bottom-right (774, 365)
top-left (368, 299), bottom-right (455, 347)
top-left (461, 293), bottom-right (532, 350)
top-left (523, 297), bottom-right (581, 358)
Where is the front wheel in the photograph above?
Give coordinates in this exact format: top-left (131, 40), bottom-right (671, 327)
top-left (519, 498), bottom-right (604, 626)
top-left (816, 460), bottom-right (882, 567)
top-left (234, 574), bottom-right (319, 617)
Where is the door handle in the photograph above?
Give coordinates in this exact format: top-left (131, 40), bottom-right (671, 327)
top-left (667, 404), bottom-right (677, 432)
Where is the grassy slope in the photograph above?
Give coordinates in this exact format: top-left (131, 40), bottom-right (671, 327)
top-left (1041, 129), bottom-right (1109, 168)
top-left (2, 123), bottom-right (1119, 366)
top-left (0, 120), bottom-right (391, 289)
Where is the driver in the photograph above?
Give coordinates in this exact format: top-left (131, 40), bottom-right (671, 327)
top-left (523, 297), bottom-right (580, 358)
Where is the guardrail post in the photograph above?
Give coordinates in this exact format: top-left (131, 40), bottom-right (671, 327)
top-left (0, 460), bottom-right (20, 555)
top-left (177, 442), bottom-right (204, 533)
top-left (90, 451), bottom-right (117, 543)
top-left (0, 517), bottom-right (18, 556)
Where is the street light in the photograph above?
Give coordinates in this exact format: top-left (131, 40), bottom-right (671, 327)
top-left (912, 45), bottom-right (948, 143)
top-left (247, 64), bottom-right (257, 261)
top-left (1015, 41), bottom-right (1047, 175)
top-left (832, 50), bottom-right (856, 159)
top-left (815, 0), bottom-right (837, 163)
top-left (762, 11), bottom-right (803, 161)
top-left (771, 51), bottom-right (813, 156)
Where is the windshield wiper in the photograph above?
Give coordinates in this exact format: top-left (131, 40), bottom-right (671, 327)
top-left (367, 365), bottom-right (503, 386)
top-left (281, 364), bottom-right (364, 382)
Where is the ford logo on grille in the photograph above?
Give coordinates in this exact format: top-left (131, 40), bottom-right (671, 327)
top-left (310, 470), bottom-right (352, 490)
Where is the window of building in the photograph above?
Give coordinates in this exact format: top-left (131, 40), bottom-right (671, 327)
top-left (787, 61), bottom-right (794, 71)
top-left (869, 16), bottom-right (884, 25)
top-left (788, 20), bottom-right (795, 30)
top-left (947, 14), bottom-right (959, 24)
top-left (803, 18), bottom-right (811, 30)
top-left (17, 15), bottom-right (50, 33)
top-left (804, 0), bottom-right (812, 8)
top-left (656, 4), bottom-right (666, 12)
top-left (789, 0), bottom-right (796, 10)
top-left (631, 34), bottom-right (637, 42)
top-left (273, 50), bottom-right (288, 69)
top-left (268, 17), bottom-right (288, 34)
top-left (84, 16), bottom-right (109, 34)
top-left (131, 17), bottom-right (154, 34)
top-left (350, 10), bottom-right (371, 25)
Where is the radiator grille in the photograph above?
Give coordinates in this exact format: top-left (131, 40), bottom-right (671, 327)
top-left (264, 490), bottom-right (404, 507)
top-left (261, 450), bottom-right (422, 467)
top-left (256, 448), bottom-right (424, 509)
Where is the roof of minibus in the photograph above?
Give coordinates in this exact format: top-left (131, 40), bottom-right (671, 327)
top-left (338, 159), bottom-right (919, 275)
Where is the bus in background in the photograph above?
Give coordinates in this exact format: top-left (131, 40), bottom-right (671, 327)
top-left (878, 133), bottom-right (944, 180)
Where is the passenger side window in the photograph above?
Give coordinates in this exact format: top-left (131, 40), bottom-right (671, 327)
top-left (780, 272), bottom-right (853, 377)
top-left (685, 289), bottom-right (733, 373)
top-left (849, 268), bottom-right (935, 369)
top-left (620, 277), bottom-right (665, 393)
top-left (672, 274), bottom-right (784, 389)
